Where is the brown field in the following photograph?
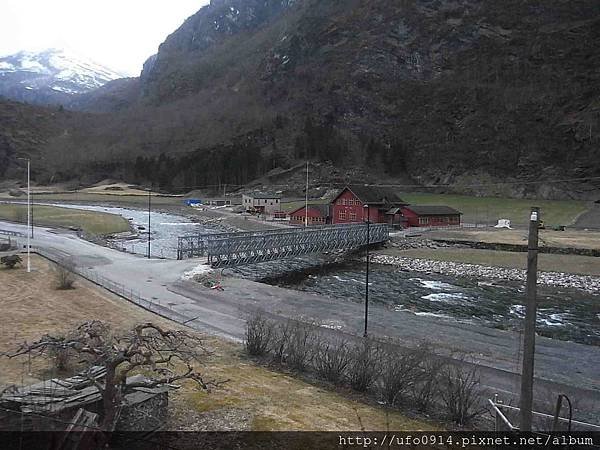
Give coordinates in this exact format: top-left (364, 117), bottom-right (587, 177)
top-left (0, 256), bottom-right (433, 431)
top-left (425, 228), bottom-right (600, 250)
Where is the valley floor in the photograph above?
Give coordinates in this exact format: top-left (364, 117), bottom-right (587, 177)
top-left (0, 255), bottom-right (432, 431)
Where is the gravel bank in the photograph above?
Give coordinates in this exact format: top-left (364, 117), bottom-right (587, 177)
top-left (371, 254), bottom-right (600, 293)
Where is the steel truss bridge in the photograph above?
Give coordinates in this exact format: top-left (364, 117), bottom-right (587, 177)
top-left (177, 223), bottom-right (390, 267)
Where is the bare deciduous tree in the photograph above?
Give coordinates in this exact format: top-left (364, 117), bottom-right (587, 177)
top-left (6, 321), bottom-right (225, 431)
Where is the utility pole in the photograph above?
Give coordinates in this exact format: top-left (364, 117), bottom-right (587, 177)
top-left (147, 184), bottom-right (152, 259)
top-left (363, 204), bottom-right (370, 337)
top-left (520, 206), bottom-right (541, 432)
top-left (26, 158), bottom-right (31, 273)
top-left (17, 157), bottom-right (31, 273)
top-left (304, 160), bottom-right (309, 227)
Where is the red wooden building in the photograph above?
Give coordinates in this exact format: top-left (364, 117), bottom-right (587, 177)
top-left (288, 204), bottom-right (331, 226)
top-left (330, 185), bottom-right (407, 225)
top-left (400, 205), bottom-right (461, 227)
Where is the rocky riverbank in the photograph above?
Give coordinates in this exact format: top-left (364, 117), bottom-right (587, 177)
top-left (371, 254), bottom-right (600, 293)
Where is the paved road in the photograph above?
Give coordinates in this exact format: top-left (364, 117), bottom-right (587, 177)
top-left (1, 220), bottom-right (599, 425)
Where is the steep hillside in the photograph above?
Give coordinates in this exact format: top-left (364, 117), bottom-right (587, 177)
top-left (0, 99), bottom-right (82, 180)
top-left (3, 0), bottom-right (600, 199)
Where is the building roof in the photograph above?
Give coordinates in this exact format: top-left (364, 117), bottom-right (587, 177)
top-left (245, 192), bottom-right (282, 199)
top-left (403, 205), bottom-right (462, 216)
top-left (288, 203), bottom-right (330, 217)
top-left (339, 185), bottom-right (407, 206)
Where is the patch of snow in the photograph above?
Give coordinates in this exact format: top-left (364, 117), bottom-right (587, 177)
top-left (181, 264), bottom-right (213, 281)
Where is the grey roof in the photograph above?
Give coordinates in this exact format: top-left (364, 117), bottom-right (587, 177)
top-left (404, 205), bottom-right (462, 216)
top-left (246, 192), bottom-right (282, 199)
top-left (342, 185), bottom-right (407, 206)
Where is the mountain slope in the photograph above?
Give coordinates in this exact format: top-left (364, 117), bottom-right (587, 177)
top-left (0, 49), bottom-right (124, 106)
top-left (4, 0), bottom-right (600, 199)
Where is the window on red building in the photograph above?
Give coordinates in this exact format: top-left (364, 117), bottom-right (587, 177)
top-left (339, 210), bottom-right (347, 220)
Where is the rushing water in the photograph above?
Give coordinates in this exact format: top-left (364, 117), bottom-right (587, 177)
top-left (40, 203), bottom-right (218, 259)
top-left (233, 259), bottom-right (600, 346)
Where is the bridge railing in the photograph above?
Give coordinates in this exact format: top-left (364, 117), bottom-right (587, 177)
top-left (198, 223), bottom-right (389, 267)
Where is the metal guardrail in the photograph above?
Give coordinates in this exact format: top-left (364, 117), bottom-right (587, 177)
top-left (489, 398), bottom-right (600, 432)
top-left (33, 248), bottom-right (191, 327)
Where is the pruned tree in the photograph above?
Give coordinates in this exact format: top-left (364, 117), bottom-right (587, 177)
top-left (6, 321), bottom-right (226, 431)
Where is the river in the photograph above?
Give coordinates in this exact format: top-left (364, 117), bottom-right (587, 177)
top-left (43, 202), bottom-right (600, 346)
top-left (37, 203), bottom-right (218, 259)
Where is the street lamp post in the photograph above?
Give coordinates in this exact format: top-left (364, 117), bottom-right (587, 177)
top-left (147, 184), bottom-right (152, 259)
top-left (363, 203), bottom-right (370, 337)
top-left (17, 157), bottom-right (31, 273)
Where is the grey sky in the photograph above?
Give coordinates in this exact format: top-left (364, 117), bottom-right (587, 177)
top-left (0, 0), bottom-right (210, 75)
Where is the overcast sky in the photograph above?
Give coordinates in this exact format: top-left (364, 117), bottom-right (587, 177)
top-left (0, 0), bottom-right (210, 76)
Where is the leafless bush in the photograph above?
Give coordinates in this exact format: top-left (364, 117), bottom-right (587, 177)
top-left (271, 320), bottom-right (292, 364)
top-left (411, 345), bottom-right (446, 412)
top-left (377, 346), bottom-right (425, 406)
top-left (53, 260), bottom-right (76, 290)
top-left (439, 361), bottom-right (483, 425)
top-left (285, 320), bottom-right (317, 371)
top-left (313, 337), bottom-right (352, 384)
top-left (245, 311), bottom-right (275, 356)
top-left (347, 338), bottom-right (381, 393)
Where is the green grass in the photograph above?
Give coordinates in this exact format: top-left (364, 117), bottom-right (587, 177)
top-left (392, 248), bottom-right (600, 276)
top-left (0, 203), bottom-right (130, 235)
top-left (399, 192), bottom-right (588, 227)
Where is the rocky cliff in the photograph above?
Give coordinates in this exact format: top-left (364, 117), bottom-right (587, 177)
top-left (3, 0), bottom-right (600, 199)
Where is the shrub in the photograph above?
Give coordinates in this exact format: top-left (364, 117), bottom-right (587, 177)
top-left (313, 337), bottom-right (351, 384)
top-left (271, 320), bottom-right (292, 364)
top-left (286, 320), bottom-right (317, 371)
top-left (53, 260), bottom-right (76, 290)
top-left (377, 346), bottom-right (425, 406)
top-left (439, 362), bottom-right (483, 425)
top-left (347, 338), bottom-right (380, 393)
top-left (411, 346), bottom-right (446, 412)
top-left (245, 311), bottom-right (274, 356)
top-left (1, 255), bottom-right (22, 269)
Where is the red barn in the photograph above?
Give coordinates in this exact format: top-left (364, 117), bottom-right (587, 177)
top-left (330, 185), bottom-right (407, 225)
top-left (400, 205), bottom-right (462, 227)
top-left (288, 204), bottom-right (331, 226)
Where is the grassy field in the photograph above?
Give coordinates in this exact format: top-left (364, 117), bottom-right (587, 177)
top-left (0, 256), bottom-right (434, 431)
top-left (0, 203), bottom-right (130, 235)
top-left (389, 247), bottom-right (600, 276)
top-left (424, 228), bottom-right (600, 250)
top-left (399, 192), bottom-right (588, 227)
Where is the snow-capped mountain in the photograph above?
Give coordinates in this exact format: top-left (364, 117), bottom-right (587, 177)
top-left (0, 48), bottom-right (125, 106)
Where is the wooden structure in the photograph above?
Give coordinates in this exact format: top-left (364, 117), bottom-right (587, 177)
top-left (330, 185), bottom-right (407, 225)
top-left (288, 203), bottom-right (331, 225)
top-left (242, 192), bottom-right (282, 215)
top-left (400, 205), bottom-right (461, 227)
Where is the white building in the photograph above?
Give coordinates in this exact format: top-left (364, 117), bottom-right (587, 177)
top-left (242, 193), bottom-right (282, 215)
